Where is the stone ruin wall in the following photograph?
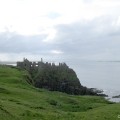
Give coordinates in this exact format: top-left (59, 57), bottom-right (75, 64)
top-left (17, 58), bottom-right (68, 71)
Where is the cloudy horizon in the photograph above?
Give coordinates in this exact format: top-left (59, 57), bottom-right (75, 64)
top-left (0, 0), bottom-right (120, 62)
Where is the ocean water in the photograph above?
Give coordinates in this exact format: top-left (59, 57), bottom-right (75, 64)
top-left (68, 61), bottom-right (120, 102)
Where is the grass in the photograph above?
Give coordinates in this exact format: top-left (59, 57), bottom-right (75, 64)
top-left (0, 65), bottom-right (120, 120)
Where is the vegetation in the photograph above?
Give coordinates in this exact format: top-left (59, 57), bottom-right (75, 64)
top-left (0, 65), bottom-right (120, 120)
top-left (28, 63), bottom-right (97, 95)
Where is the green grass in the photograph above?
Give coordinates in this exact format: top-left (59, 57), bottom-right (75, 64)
top-left (0, 65), bottom-right (120, 120)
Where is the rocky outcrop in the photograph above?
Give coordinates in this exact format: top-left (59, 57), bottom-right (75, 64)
top-left (17, 58), bottom-right (97, 95)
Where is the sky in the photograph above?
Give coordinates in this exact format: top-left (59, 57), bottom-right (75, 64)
top-left (0, 0), bottom-right (120, 62)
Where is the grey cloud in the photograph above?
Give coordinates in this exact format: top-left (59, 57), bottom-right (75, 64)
top-left (0, 16), bottom-right (120, 61)
top-left (52, 16), bottom-right (120, 60)
top-left (0, 32), bottom-right (50, 54)
top-left (0, 31), bottom-right (65, 61)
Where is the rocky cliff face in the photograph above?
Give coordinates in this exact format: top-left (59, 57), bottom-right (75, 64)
top-left (17, 59), bottom-right (97, 95)
top-left (33, 67), bottom-right (81, 95)
top-left (30, 63), bottom-right (96, 95)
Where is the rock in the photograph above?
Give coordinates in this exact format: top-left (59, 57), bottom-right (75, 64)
top-left (112, 95), bottom-right (120, 98)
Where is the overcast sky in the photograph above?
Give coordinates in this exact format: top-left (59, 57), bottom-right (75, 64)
top-left (0, 0), bottom-right (120, 62)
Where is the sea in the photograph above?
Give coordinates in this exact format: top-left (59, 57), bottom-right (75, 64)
top-left (68, 61), bottom-right (120, 103)
top-left (1, 61), bottom-right (120, 103)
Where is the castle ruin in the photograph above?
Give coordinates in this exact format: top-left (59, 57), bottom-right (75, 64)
top-left (17, 58), bottom-right (68, 71)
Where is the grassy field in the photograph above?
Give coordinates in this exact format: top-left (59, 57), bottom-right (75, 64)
top-left (0, 65), bottom-right (120, 120)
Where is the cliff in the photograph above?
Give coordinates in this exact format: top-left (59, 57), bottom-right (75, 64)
top-left (17, 58), bottom-right (97, 95)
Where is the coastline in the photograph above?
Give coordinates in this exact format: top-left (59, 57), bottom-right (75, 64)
top-left (103, 89), bottom-right (120, 103)
top-left (2, 62), bottom-right (120, 103)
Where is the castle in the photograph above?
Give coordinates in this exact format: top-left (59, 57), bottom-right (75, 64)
top-left (17, 58), bottom-right (68, 71)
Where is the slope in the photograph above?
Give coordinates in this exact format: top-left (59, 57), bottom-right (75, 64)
top-left (0, 65), bottom-right (120, 120)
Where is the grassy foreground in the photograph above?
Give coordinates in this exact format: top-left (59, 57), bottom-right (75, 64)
top-left (0, 65), bottom-right (120, 120)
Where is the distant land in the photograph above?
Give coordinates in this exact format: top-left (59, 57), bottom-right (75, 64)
top-left (0, 61), bottom-right (16, 64)
top-left (1, 60), bottom-right (120, 65)
top-left (97, 61), bottom-right (120, 62)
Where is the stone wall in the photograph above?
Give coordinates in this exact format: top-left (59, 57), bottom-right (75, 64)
top-left (17, 58), bottom-right (68, 71)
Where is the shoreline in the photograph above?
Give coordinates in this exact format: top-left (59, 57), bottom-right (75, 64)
top-left (1, 63), bottom-right (120, 103)
top-left (103, 89), bottom-right (120, 103)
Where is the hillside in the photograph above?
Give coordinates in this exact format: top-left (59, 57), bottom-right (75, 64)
top-left (0, 65), bottom-right (120, 120)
